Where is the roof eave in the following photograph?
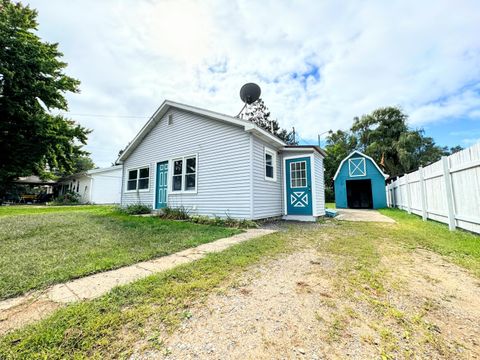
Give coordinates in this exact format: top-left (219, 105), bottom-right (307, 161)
top-left (117, 100), bottom-right (285, 162)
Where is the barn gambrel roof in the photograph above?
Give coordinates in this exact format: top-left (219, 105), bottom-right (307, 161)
top-left (332, 150), bottom-right (389, 181)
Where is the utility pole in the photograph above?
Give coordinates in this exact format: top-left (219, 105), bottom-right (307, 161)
top-left (317, 131), bottom-right (329, 148)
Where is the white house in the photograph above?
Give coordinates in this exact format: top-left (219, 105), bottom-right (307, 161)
top-left (117, 100), bottom-right (326, 221)
top-left (58, 165), bottom-right (122, 204)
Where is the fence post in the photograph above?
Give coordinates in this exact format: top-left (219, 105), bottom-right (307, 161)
top-left (418, 166), bottom-right (427, 221)
top-left (386, 183), bottom-right (391, 207)
top-left (405, 173), bottom-right (412, 214)
top-left (397, 176), bottom-right (403, 210)
top-left (442, 156), bottom-right (456, 231)
top-left (394, 180), bottom-right (397, 207)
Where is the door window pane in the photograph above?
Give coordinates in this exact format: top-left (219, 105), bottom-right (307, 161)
top-left (290, 161), bottom-right (307, 188)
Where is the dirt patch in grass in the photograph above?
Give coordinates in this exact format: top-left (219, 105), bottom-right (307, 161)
top-left (381, 246), bottom-right (480, 355)
top-left (130, 224), bottom-right (480, 359)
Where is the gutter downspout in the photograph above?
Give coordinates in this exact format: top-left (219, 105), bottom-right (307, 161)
top-left (119, 163), bottom-right (125, 206)
top-left (249, 134), bottom-right (254, 220)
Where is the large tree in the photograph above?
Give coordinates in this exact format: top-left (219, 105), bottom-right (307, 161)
top-left (244, 98), bottom-right (297, 145)
top-left (56, 154), bottom-right (96, 177)
top-left (0, 0), bottom-right (90, 195)
top-left (325, 107), bottom-right (460, 188)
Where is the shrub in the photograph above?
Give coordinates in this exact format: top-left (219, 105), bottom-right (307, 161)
top-left (118, 204), bottom-right (152, 215)
top-left (51, 191), bottom-right (81, 205)
top-left (325, 187), bottom-right (335, 202)
top-left (190, 215), bottom-right (257, 229)
top-left (161, 206), bottom-right (190, 220)
top-left (158, 207), bottom-right (257, 228)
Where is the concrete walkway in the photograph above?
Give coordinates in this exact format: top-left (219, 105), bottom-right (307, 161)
top-left (0, 229), bottom-right (275, 335)
top-left (335, 208), bottom-right (395, 223)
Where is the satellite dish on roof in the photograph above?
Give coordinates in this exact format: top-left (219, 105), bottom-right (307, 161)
top-left (240, 83), bottom-right (261, 105)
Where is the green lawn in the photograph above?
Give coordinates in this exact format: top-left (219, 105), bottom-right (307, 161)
top-left (0, 231), bottom-right (290, 359)
top-left (379, 209), bottom-right (480, 277)
top-left (0, 205), bottom-right (106, 217)
top-left (1, 208), bottom-right (479, 359)
top-left (0, 206), bottom-right (240, 300)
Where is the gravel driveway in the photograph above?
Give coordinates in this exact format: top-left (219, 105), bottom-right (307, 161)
top-left (131, 228), bottom-right (480, 359)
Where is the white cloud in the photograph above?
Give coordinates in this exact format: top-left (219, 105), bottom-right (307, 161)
top-left (26, 0), bottom-right (480, 166)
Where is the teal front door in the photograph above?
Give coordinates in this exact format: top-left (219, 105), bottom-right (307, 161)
top-left (155, 161), bottom-right (168, 209)
top-left (286, 157), bottom-right (313, 215)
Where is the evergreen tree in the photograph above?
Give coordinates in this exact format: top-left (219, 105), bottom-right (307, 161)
top-left (244, 99), bottom-right (298, 145)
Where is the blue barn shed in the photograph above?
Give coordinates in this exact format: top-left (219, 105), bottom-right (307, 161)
top-left (333, 151), bottom-right (388, 209)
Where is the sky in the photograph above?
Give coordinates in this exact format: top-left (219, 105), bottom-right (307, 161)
top-left (25, 0), bottom-right (480, 167)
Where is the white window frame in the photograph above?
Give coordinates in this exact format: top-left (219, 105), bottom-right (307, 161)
top-left (264, 147), bottom-right (277, 182)
top-left (125, 165), bottom-right (151, 192)
top-left (169, 154), bottom-right (198, 194)
top-left (348, 157), bottom-right (366, 177)
top-left (289, 160), bottom-right (307, 188)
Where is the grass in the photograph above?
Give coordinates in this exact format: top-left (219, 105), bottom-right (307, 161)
top-left (310, 210), bottom-right (480, 358)
top-left (1, 208), bottom-right (479, 358)
top-left (0, 205), bottom-right (240, 299)
top-left (325, 202), bottom-right (336, 209)
top-left (0, 205), bottom-right (107, 217)
top-left (379, 209), bottom-right (480, 277)
top-left (0, 232), bottom-right (290, 359)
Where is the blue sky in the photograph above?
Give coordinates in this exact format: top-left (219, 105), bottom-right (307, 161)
top-left (25, 0), bottom-right (480, 166)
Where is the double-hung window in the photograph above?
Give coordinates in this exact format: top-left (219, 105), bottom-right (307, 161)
top-left (264, 147), bottom-right (277, 181)
top-left (171, 155), bottom-right (197, 192)
top-left (127, 166), bottom-right (150, 191)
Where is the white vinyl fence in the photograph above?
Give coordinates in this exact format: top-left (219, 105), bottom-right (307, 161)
top-left (386, 142), bottom-right (480, 234)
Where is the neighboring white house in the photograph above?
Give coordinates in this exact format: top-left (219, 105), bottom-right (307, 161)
top-left (58, 165), bottom-right (122, 204)
top-left (117, 100), bottom-right (326, 221)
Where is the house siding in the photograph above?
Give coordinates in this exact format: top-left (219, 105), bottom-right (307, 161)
top-left (314, 152), bottom-right (326, 216)
top-left (251, 136), bottom-right (283, 219)
top-left (59, 167), bottom-right (122, 204)
top-left (90, 168), bottom-right (122, 204)
top-left (59, 175), bottom-right (91, 203)
top-left (121, 108), bottom-right (252, 219)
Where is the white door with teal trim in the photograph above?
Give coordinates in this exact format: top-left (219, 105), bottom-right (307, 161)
top-left (286, 157), bottom-right (313, 215)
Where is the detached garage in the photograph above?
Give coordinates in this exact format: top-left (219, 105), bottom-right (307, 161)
top-left (333, 151), bottom-right (388, 209)
top-left (58, 165), bottom-right (122, 204)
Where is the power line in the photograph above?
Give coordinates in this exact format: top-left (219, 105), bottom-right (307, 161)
top-left (56, 113), bottom-right (149, 119)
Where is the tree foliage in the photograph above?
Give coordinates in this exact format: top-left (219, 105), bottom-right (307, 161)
top-left (56, 154), bottom-right (96, 177)
top-left (324, 107), bottom-right (461, 188)
top-left (0, 0), bottom-right (90, 194)
top-left (244, 99), bottom-right (297, 145)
